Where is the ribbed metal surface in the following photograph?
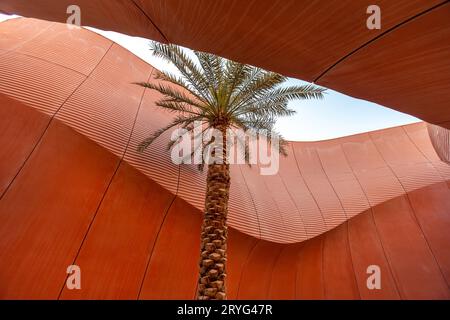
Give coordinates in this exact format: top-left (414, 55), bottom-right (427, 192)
top-left (55, 44), bottom-right (153, 158)
top-left (17, 22), bottom-right (111, 75)
top-left (55, 76), bottom-right (141, 156)
top-left (341, 133), bottom-right (405, 206)
top-left (316, 141), bottom-right (370, 219)
top-left (370, 126), bottom-right (443, 193)
top-left (240, 164), bottom-right (287, 243)
top-left (279, 144), bottom-right (327, 237)
top-left (0, 17), bottom-right (54, 52)
top-left (3, 1), bottom-right (448, 128)
top-left (178, 164), bottom-right (207, 211)
top-left (1, 18), bottom-right (450, 244)
top-left (124, 87), bottom-right (180, 195)
top-left (227, 165), bottom-right (261, 239)
top-left (428, 123), bottom-right (450, 164)
top-left (1, 13), bottom-right (449, 300)
top-left (0, 0), bottom-right (167, 43)
top-left (0, 51), bottom-right (86, 115)
top-left (260, 170), bottom-right (307, 243)
top-left (293, 144), bottom-right (347, 231)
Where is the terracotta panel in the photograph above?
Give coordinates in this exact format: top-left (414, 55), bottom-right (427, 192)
top-left (0, 17), bottom-right (54, 51)
top-left (293, 144), bottom-right (345, 229)
top-left (17, 22), bottom-right (112, 75)
top-left (340, 133), bottom-right (385, 172)
top-left (319, 4), bottom-right (450, 126)
top-left (278, 144), bottom-right (326, 238)
top-left (268, 243), bottom-right (302, 299)
top-left (124, 82), bottom-right (179, 195)
top-left (405, 122), bottom-right (441, 162)
top-left (61, 162), bottom-right (174, 299)
top-left (54, 44), bottom-right (153, 158)
top-left (55, 76), bottom-right (145, 157)
top-left (370, 127), bottom-right (442, 192)
top-left (316, 142), bottom-right (370, 218)
top-left (431, 161), bottom-right (450, 184)
top-left (236, 241), bottom-right (283, 299)
top-left (1, 0), bottom-right (166, 42)
top-left (0, 120), bottom-right (118, 299)
top-left (0, 51), bottom-right (86, 115)
top-left (2, 16), bottom-right (450, 247)
top-left (342, 132), bottom-right (404, 207)
top-left (322, 223), bottom-right (360, 299)
top-left (227, 165), bottom-right (261, 239)
top-left (407, 182), bottom-right (450, 285)
top-left (347, 210), bottom-right (400, 299)
top-left (427, 123), bottom-right (450, 165)
top-left (0, 94), bottom-right (49, 196)
top-left (396, 162), bottom-right (443, 192)
top-left (260, 171), bottom-right (306, 243)
top-left (226, 228), bottom-right (258, 299)
top-left (139, 197), bottom-right (201, 300)
top-left (354, 167), bottom-right (405, 208)
top-left (407, 123), bottom-right (450, 182)
top-left (240, 164), bottom-right (285, 243)
top-left (136, 0), bottom-right (440, 80)
top-left (89, 44), bottom-right (152, 92)
top-left (295, 235), bottom-right (324, 299)
top-left (0, 16), bottom-right (449, 301)
top-left (2, 2), bottom-right (449, 126)
top-left (370, 127), bottom-right (426, 165)
top-left (178, 163), bottom-right (207, 211)
top-left (372, 195), bottom-right (449, 299)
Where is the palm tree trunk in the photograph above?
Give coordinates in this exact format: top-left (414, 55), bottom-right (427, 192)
top-left (197, 127), bottom-right (230, 300)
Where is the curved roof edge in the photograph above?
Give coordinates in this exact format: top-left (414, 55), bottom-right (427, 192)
top-left (1, 18), bottom-right (449, 244)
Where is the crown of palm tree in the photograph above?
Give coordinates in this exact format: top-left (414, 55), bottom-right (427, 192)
top-left (134, 42), bottom-right (326, 161)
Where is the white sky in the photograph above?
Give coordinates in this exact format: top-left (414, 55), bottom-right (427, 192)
top-left (1, 14), bottom-right (420, 141)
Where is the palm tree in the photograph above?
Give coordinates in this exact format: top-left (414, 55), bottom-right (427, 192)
top-left (135, 42), bottom-right (325, 300)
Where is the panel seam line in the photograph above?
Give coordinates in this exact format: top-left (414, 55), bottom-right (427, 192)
top-left (313, 1), bottom-right (450, 82)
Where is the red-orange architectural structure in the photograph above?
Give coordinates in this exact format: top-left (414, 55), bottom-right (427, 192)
top-left (0, 5), bottom-right (449, 300)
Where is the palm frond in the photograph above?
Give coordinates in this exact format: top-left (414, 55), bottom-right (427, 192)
top-left (251, 84), bottom-right (326, 105)
top-left (137, 114), bottom-right (202, 152)
top-left (228, 71), bottom-right (286, 115)
top-left (134, 81), bottom-right (205, 111)
top-left (153, 70), bottom-right (208, 105)
top-left (235, 101), bottom-right (296, 119)
top-left (134, 43), bottom-right (326, 160)
top-left (150, 42), bottom-right (212, 103)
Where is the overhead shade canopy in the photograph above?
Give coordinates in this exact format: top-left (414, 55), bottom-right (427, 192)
top-left (0, 17), bottom-right (450, 299)
top-left (1, 0), bottom-right (450, 128)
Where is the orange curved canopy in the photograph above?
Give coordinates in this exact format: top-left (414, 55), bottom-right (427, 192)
top-left (1, 0), bottom-right (450, 129)
top-left (0, 18), bottom-right (449, 299)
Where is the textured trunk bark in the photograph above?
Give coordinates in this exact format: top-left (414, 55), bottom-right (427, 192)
top-left (197, 126), bottom-right (230, 300)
